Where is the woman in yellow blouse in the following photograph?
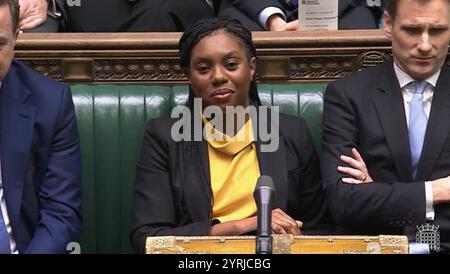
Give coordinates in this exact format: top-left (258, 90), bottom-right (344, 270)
top-left (130, 17), bottom-right (331, 253)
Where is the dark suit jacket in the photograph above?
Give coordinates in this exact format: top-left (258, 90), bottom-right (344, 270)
top-left (218, 0), bottom-right (284, 30)
top-left (130, 111), bottom-right (331, 253)
top-left (218, 0), bottom-right (382, 30)
top-left (166, 0), bottom-right (214, 31)
top-left (321, 61), bottom-right (450, 252)
top-left (63, 0), bottom-right (176, 32)
top-left (166, 0), bottom-right (273, 31)
top-left (338, 0), bottom-right (383, 29)
top-left (1, 61), bottom-right (82, 253)
top-left (63, 0), bottom-right (132, 31)
top-left (119, 0), bottom-right (177, 31)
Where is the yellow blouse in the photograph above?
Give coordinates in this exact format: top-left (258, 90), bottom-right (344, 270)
top-left (204, 118), bottom-right (260, 223)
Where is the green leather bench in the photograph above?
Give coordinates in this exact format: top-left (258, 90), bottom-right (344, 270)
top-left (71, 83), bottom-right (326, 253)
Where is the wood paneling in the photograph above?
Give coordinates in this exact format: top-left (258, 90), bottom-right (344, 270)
top-left (14, 30), bottom-right (450, 83)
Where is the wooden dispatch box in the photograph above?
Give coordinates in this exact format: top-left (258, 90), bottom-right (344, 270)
top-left (146, 234), bottom-right (409, 254)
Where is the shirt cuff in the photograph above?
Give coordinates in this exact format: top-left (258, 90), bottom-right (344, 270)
top-left (425, 181), bottom-right (435, 221)
top-left (258, 7), bottom-right (286, 30)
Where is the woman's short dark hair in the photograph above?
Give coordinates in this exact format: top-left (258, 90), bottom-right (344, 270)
top-left (179, 17), bottom-right (261, 106)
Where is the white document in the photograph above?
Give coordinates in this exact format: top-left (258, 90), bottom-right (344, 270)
top-left (298, 0), bottom-right (339, 30)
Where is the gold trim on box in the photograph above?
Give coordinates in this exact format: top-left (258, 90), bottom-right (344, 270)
top-left (145, 235), bottom-right (409, 254)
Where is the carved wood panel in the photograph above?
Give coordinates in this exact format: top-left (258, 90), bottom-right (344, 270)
top-left (14, 31), bottom-right (449, 83)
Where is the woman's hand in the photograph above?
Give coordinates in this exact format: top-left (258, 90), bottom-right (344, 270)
top-left (271, 208), bottom-right (302, 235)
top-left (337, 148), bottom-right (373, 184)
top-left (209, 208), bottom-right (302, 236)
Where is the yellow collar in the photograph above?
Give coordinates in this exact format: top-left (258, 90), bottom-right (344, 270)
top-left (203, 117), bottom-right (255, 156)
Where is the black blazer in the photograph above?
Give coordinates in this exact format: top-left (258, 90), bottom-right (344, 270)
top-left (321, 61), bottom-right (450, 252)
top-left (131, 111), bottom-right (331, 253)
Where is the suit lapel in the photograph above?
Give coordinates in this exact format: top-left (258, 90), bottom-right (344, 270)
top-left (0, 67), bottom-right (35, 233)
top-left (372, 62), bottom-right (413, 181)
top-left (416, 67), bottom-right (450, 180)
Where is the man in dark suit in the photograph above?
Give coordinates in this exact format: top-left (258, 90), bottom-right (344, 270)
top-left (0, 0), bottom-right (82, 253)
top-left (218, 0), bottom-right (383, 31)
top-left (321, 0), bottom-right (450, 253)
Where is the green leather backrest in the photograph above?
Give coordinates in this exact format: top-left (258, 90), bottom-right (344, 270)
top-left (71, 83), bottom-right (325, 253)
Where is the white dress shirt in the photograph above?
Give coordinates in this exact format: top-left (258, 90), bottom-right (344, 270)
top-left (393, 63), bottom-right (440, 221)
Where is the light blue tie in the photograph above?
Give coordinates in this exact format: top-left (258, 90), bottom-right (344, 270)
top-left (409, 81), bottom-right (428, 179)
top-left (0, 207), bottom-right (11, 253)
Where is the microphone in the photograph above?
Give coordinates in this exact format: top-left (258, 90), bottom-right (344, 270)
top-left (253, 175), bottom-right (276, 254)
